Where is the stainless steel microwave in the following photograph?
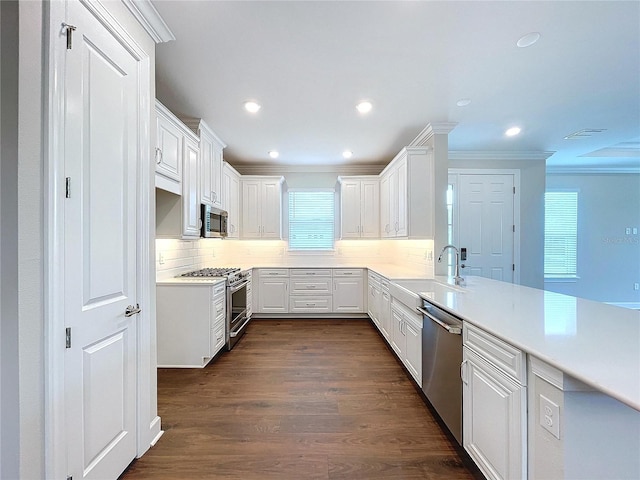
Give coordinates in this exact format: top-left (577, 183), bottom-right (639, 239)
top-left (201, 204), bottom-right (228, 238)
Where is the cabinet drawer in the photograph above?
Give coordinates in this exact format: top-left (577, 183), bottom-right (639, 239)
top-left (289, 296), bottom-right (333, 313)
top-left (368, 272), bottom-right (381, 284)
top-left (211, 325), bottom-right (225, 354)
top-left (213, 299), bottom-right (225, 323)
top-left (260, 268), bottom-right (289, 277)
top-left (290, 278), bottom-right (332, 295)
top-left (333, 268), bottom-right (363, 277)
top-left (212, 282), bottom-right (225, 296)
top-left (463, 323), bottom-right (526, 384)
top-left (290, 269), bottom-right (332, 277)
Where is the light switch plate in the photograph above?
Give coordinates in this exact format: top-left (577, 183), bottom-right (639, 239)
top-left (540, 394), bottom-right (560, 439)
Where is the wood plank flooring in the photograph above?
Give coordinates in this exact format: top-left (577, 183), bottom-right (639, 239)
top-left (120, 319), bottom-right (483, 480)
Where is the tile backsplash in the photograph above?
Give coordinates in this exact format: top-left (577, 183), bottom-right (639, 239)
top-left (156, 238), bottom-right (434, 279)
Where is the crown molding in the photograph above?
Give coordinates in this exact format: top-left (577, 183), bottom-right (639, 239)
top-left (230, 163), bottom-right (385, 176)
top-left (409, 122), bottom-right (458, 146)
top-left (546, 166), bottom-right (640, 174)
top-left (448, 150), bottom-right (555, 162)
top-left (122, 0), bottom-right (175, 43)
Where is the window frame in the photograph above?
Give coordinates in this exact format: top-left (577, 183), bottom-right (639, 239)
top-left (286, 188), bottom-right (336, 253)
top-left (544, 189), bottom-right (579, 281)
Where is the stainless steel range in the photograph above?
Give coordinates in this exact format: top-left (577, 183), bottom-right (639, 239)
top-left (180, 267), bottom-right (251, 349)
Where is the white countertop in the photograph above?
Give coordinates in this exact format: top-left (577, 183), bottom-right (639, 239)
top-left (157, 276), bottom-right (226, 286)
top-left (413, 276), bottom-right (640, 411)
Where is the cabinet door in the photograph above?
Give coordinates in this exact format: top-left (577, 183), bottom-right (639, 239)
top-left (241, 180), bottom-right (261, 238)
top-left (389, 166), bottom-right (399, 236)
top-left (341, 180), bottom-right (361, 238)
top-left (404, 316), bottom-right (422, 386)
top-left (380, 289), bottom-right (391, 340)
top-left (333, 277), bottom-right (364, 312)
top-left (261, 180), bottom-right (281, 238)
top-left (211, 145), bottom-right (223, 208)
top-left (380, 174), bottom-right (391, 237)
top-left (368, 281), bottom-right (380, 327)
top-left (156, 112), bottom-right (182, 184)
top-left (395, 157), bottom-right (408, 237)
top-left (228, 171), bottom-right (240, 238)
top-left (182, 137), bottom-right (201, 237)
top-left (390, 305), bottom-right (405, 357)
top-left (463, 347), bottom-right (526, 480)
top-left (360, 180), bottom-right (380, 238)
top-left (200, 134), bottom-right (214, 205)
top-left (258, 279), bottom-right (289, 313)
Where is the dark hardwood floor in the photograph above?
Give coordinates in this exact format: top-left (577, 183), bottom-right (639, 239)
top-left (121, 319), bottom-right (482, 480)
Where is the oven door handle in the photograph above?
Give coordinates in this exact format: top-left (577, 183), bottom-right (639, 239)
top-left (417, 306), bottom-right (462, 335)
top-left (228, 280), bottom-right (249, 294)
top-left (229, 314), bottom-right (251, 338)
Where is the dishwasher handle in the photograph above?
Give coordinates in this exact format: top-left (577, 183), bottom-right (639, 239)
top-left (417, 306), bottom-right (462, 335)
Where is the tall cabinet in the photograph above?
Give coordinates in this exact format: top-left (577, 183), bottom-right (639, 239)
top-left (379, 147), bottom-right (433, 238)
top-left (222, 162), bottom-right (241, 238)
top-left (241, 176), bottom-right (284, 239)
top-left (338, 176), bottom-right (380, 238)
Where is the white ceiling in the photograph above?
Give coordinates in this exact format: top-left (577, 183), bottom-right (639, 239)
top-left (153, 1), bottom-right (640, 171)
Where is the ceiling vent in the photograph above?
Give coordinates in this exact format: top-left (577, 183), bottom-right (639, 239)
top-left (564, 128), bottom-right (607, 140)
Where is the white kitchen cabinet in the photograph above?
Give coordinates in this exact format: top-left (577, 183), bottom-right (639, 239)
top-left (157, 281), bottom-right (227, 367)
top-left (333, 269), bottom-right (365, 312)
top-left (155, 100), bottom-right (183, 195)
top-left (367, 272), bottom-right (381, 328)
top-left (339, 176), bottom-right (379, 238)
top-left (390, 298), bottom-right (423, 386)
top-left (184, 118), bottom-right (226, 208)
top-left (222, 162), bottom-right (241, 238)
top-left (289, 269), bottom-right (333, 313)
top-left (462, 323), bottom-right (527, 480)
top-left (155, 102), bottom-right (202, 239)
top-left (241, 176), bottom-right (283, 239)
top-left (379, 279), bottom-right (391, 341)
top-left (379, 147), bottom-right (433, 238)
top-left (258, 269), bottom-right (289, 313)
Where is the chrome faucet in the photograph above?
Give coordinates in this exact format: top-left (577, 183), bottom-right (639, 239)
top-left (437, 244), bottom-right (465, 286)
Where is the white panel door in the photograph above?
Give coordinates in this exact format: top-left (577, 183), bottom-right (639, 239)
top-left (241, 180), bottom-right (261, 237)
top-left (457, 174), bottom-right (514, 282)
top-left (64, 3), bottom-right (138, 478)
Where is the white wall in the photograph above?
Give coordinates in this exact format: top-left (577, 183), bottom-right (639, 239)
top-left (449, 154), bottom-right (547, 289)
top-left (0, 2), bottom-right (20, 478)
top-left (545, 173), bottom-right (640, 305)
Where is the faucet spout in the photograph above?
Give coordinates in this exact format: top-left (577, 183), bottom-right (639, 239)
top-left (437, 244), bottom-right (465, 286)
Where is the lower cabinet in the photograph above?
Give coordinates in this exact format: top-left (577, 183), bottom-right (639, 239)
top-left (379, 279), bottom-right (391, 340)
top-left (157, 281), bottom-right (227, 367)
top-left (390, 299), bottom-right (422, 386)
top-left (333, 269), bottom-right (365, 312)
top-left (462, 323), bottom-right (527, 480)
top-left (257, 269), bottom-right (289, 313)
top-left (290, 269), bottom-right (333, 313)
top-left (367, 272), bottom-right (381, 327)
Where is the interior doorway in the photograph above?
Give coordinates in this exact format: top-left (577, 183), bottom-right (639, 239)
top-left (447, 170), bottom-right (520, 284)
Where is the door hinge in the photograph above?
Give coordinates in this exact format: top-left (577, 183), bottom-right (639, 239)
top-left (65, 177), bottom-right (71, 198)
top-left (512, 264), bottom-right (515, 272)
top-left (512, 225), bottom-right (515, 233)
top-left (67, 476), bottom-right (73, 480)
top-left (63, 23), bottom-right (76, 50)
top-left (65, 327), bottom-right (71, 348)
top-left (513, 186), bottom-right (516, 194)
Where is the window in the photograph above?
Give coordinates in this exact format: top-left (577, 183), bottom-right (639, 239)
top-left (288, 189), bottom-right (335, 251)
top-left (544, 191), bottom-right (578, 278)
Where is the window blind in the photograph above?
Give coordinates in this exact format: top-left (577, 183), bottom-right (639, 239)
top-left (288, 190), bottom-right (335, 251)
top-left (544, 191), bottom-right (578, 277)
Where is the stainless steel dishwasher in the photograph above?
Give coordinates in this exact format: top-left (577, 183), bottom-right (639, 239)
top-left (417, 298), bottom-right (463, 445)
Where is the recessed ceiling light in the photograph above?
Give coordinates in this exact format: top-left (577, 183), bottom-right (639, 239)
top-left (268, 150), bottom-right (279, 159)
top-left (517, 32), bottom-right (541, 48)
top-left (505, 127), bottom-right (522, 137)
top-left (356, 101), bottom-right (373, 114)
top-left (456, 98), bottom-right (472, 107)
top-left (342, 150), bottom-right (353, 159)
top-left (244, 101), bottom-right (261, 113)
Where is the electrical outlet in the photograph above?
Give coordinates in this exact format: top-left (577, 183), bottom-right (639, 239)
top-left (539, 394), bottom-right (560, 439)
top-left (634, 283), bottom-right (639, 291)
top-left (626, 227), bottom-right (632, 235)
top-left (634, 228), bottom-right (638, 235)
top-left (159, 252), bottom-right (165, 265)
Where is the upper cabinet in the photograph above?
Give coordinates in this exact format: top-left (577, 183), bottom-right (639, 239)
top-left (241, 176), bottom-right (284, 239)
top-left (155, 101), bottom-right (202, 239)
top-left (184, 119), bottom-right (226, 209)
top-left (339, 176), bottom-right (380, 239)
top-left (155, 101), bottom-right (184, 195)
top-left (222, 162), bottom-right (241, 238)
top-left (380, 147), bottom-right (433, 238)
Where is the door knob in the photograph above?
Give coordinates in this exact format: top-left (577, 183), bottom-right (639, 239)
top-left (125, 304), bottom-right (141, 317)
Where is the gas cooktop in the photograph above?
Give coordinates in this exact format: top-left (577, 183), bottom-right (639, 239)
top-left (180, 267), bottom-right (240, 278)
